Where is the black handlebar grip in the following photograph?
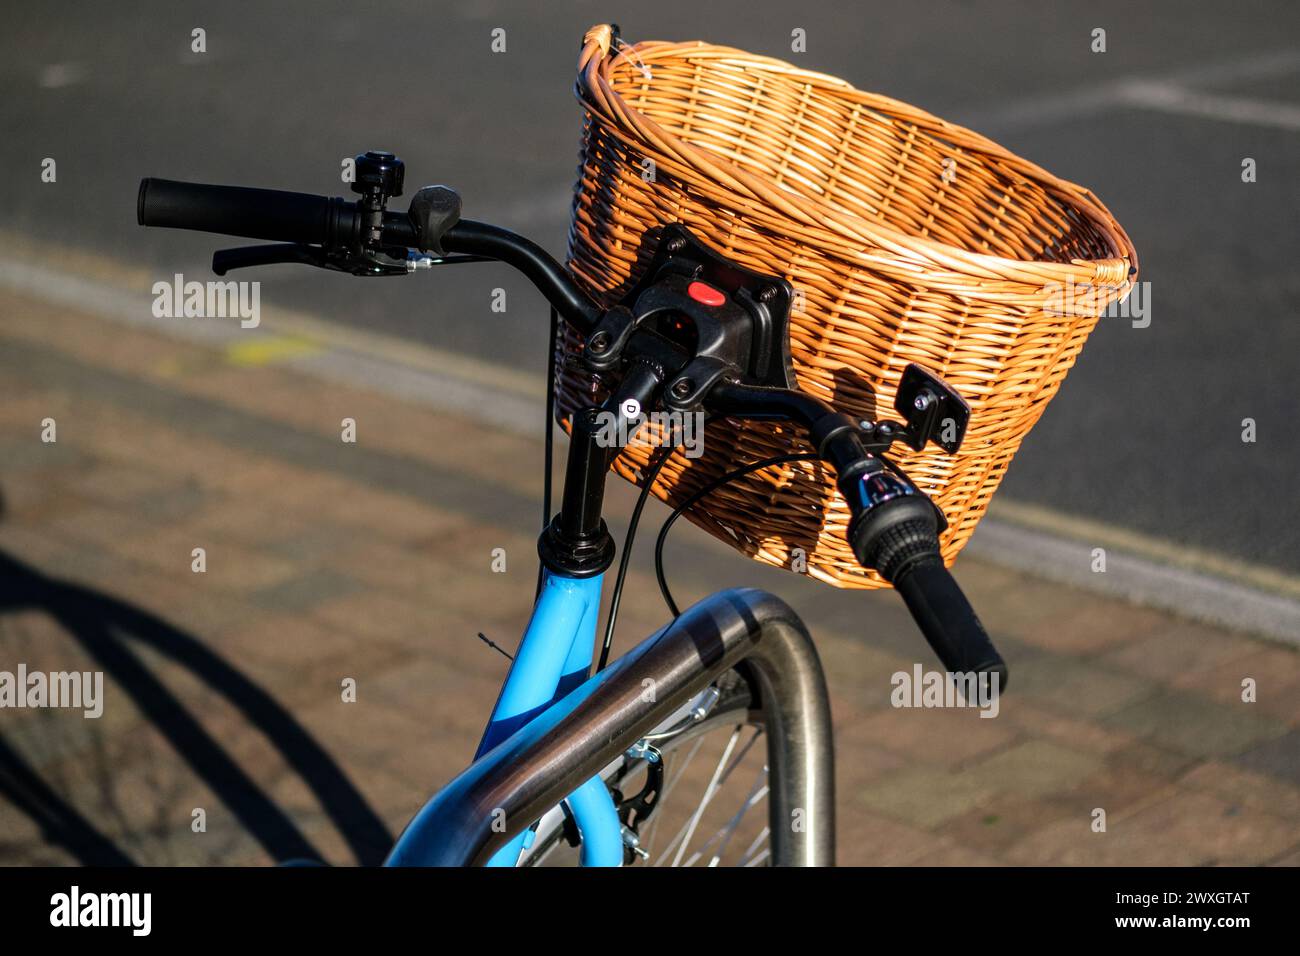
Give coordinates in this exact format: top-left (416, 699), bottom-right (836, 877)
top-left (893, 557), bottom-right (1008, 687)
top-left (137, 178), bottom-right (346, 245)
top-left (845, 479), bottom-right (1007, 688)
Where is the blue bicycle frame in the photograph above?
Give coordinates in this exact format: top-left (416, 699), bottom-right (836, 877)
top-left (407, 568), bottom-right (625, 867)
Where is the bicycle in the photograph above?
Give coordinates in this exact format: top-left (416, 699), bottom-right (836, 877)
top-left (135, 146), bottom-right (1008, 867)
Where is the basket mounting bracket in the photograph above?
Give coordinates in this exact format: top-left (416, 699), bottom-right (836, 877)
top-left (582, 224), bottom-right (797, 411)
top-left (891, 364), bottom-right (970, 454)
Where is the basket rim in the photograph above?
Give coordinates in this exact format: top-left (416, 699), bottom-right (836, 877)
top-left (576, 24), bottom-right (1140, 288)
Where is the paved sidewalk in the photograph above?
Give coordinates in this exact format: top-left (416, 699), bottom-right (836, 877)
top-left (1, 288), bottom-right (1297, 866)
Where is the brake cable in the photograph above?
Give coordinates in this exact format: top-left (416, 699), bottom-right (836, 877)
top-left (653, 452), bottom-right (821, 618)
top-left (597, 440), bottom-right (681, 672)
top-left (535, 305), bottom-right (560, 601)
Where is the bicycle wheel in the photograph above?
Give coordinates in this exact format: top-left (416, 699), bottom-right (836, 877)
top-left (519, 668), bottom-right (773, 867)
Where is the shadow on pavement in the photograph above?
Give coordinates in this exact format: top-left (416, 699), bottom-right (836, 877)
top-left (0, 549), bottom-right (393, 865)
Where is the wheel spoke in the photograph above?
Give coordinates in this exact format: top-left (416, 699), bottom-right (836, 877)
top-left (716, 726), bottom-right (764, 786)
top-left (667, 725), bottom-right (747, 868)
top-left (656, 724), bottom-right (764, 867)
top-left (739, 825), bottom-right (770, 867)
top-left (682, 765), bottom-right (769, 867)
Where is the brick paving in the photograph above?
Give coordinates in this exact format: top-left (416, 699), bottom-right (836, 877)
top-left (0, 288), bottom-right (1297, 866)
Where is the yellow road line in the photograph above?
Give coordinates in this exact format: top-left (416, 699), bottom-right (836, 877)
top-left (225, 334), bottom-right (323, 367)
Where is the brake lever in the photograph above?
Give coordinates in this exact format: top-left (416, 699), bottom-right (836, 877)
top-left (214, 242), bottom-right (407, 276)
top-left (213, 241), bottom-right (493, 278)
top-left (212, 243), bottom-right (329, 275)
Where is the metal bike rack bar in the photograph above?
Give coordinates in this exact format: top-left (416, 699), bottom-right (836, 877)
top-left (384, 587), bottom-right (835, 866)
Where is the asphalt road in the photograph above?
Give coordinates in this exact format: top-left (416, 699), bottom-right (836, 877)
top-left (2, 1), bottom-right (1298, 572)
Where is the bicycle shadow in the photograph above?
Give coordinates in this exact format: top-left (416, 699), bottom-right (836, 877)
top-left (0, 548), bottom-right (393, 866)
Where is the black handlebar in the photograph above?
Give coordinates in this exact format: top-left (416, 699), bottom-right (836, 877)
top-left (135, 171), bottom-right (1004, 687)
top-left (137, 177), bottom-right (598, 331)
top-left (894, 558), bottom-right (1007, 682)
top-left (714, 382), bottom-right (1007, 686)
top-left (440, 221), bottom-right (599, 331)
top-left (137, 177), bottom-right (421, 249)
top-left (843, 475), bottom-right (1007, 684)
top-left (140, 179), bottom-right (342, 245)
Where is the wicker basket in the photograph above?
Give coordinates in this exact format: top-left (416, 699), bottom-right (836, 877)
top-left (557, 24), bottom-right (1138, 589)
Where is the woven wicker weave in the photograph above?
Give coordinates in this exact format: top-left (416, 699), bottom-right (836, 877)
top-left (557, 24), bottom-right (1138, 589)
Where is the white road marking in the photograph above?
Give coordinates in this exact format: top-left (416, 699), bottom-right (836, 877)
top-left (971, 47), bottom-right (1300, 132)
top-left (1116, 81), bottom-right (1300, 132)
top-left (38, 63), bottom-right (86, 89)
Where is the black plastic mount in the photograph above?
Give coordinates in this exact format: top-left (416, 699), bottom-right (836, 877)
top-left (583, 224), bottom-right (797, 411)
top-left (892, 364), bottom-right (970, 454)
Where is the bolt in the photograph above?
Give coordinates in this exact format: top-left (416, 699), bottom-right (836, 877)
top-left (759, 285), bottom-right (779, 302)
top-left (670, 378), bottom-right (694, 399)
top-left (626, 741), bottom-right (661, 763)
top-left (665, 237), bottom-right (686, 254)
top-left (913, 391), bottom-right (935, 412)
top-left (621, 825), bottom-right (650, 859)
top-left (588, 332), bottom-right (611, 354)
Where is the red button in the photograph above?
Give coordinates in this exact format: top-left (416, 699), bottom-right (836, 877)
top-left (687, 281), bottom-right (727, 307)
